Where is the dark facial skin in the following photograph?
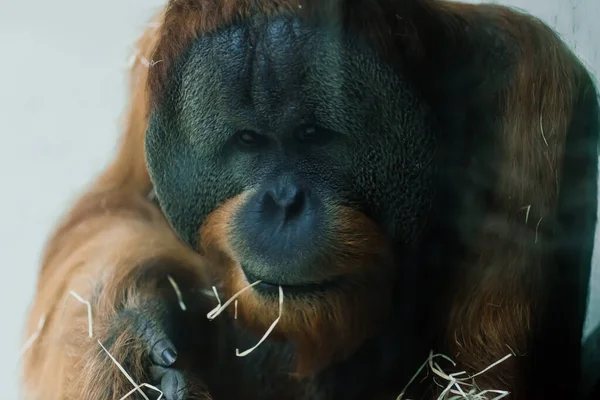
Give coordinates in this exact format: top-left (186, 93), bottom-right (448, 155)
top-left (145, 15), bottom-right (435, 292)
top-left (136, 9), bottom-right (600, 400)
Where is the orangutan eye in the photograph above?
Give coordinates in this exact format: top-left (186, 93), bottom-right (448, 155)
top-left (296, 125), bottom-right (317, 141)
top-left (235, 130), bottom-right (268, 148)
top-left (294, 124), bottom-right (335, 145)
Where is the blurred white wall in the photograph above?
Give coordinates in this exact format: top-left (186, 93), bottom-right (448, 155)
top-left (0, 1), bottom-right (167, 396)
top-left (0, 0), bottom-right (597, 398)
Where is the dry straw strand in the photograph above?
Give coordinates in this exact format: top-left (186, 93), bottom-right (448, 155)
top-left (207, 280), bottom-right (262, 320)
top-left (98, 340), bottom-right (150, 400)
top-left (68, 290), bottom-right (94, 338)
top-left (205, 281), bottom-right (283, 357)
top-left (18, 314), bottom-right (46, 361)
top-left (207, 285), bottom-right (223, 318)
top-left (236, 285), bottom-right (284, 357)
top-left (397, 351), bottom-right (513, 400)
top-left (521, 205), bottom-right (532, 224)
top-left (167, 275), bottom-right (187, 311)
top-left (126, 48), bottom-right (162, 69)
top-left (119, 383), bottom-right (164, 400)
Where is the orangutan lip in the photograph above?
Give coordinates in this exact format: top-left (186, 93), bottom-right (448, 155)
top-left (242, 269), bottom-right (338, 295)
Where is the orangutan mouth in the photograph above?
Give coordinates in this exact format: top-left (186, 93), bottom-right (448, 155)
top-left (242, 268), bottom-right (340, 295)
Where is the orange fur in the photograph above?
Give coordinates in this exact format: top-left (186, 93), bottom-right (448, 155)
top-left (21, 13), bottom-right (212, 400)
top-left (20, 1), bottom-right (597, 399)
top-left (429, 3), bottom-right (593, 396)
top-left (199, 191), bottom-right (392, 374)
top-left (146, 0), bottom-right (421, 108)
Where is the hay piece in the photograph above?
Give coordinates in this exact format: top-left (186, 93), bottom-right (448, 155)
top-left (68, 290), bottom-right (94, 338)
top-left (18, 314), bottom-right (46, 361)
top-left (397, 352), bottom-right (457, 399)
top-left (98, 340), bottom-right (150, 400)
top-left (236, 286), bottom-right (284, 357)
top-left (234, 300), bottom-right (238, 320)
top-left (167, 275), bottom-right (187, 311)
top-left (206, 280), bottom-right (262, 320)
top-left (127, 48), bottom-right (162, 69)
top-left (212, 286), bottom-right (222, 306)
top-left (521, 205), bottom-right (532, 224)
top-left (119, 383), bottom-right (163, 400)
top-left (134, 49), bottom-right (151, 68)
top-left (200, 288), bottom-right (217, 297)
top-left (126, 53), bottom-right (137, 69)
top-left (206, 286), bottom-right (223, 318)
top-left (463, 354), bottom-right (513, 381)
top-left (397, 351), bottom-right (513, 400)
top-left (535, 216), bottom-right (544, 243)
top-left (428, 353), bottom-right (461, 400)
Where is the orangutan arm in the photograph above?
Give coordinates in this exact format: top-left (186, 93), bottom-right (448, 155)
top-left (20, 14), bottom-right (212, 400)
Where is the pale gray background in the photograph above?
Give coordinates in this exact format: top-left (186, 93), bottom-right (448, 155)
top-left (0, 0), bottom-right (597, 398)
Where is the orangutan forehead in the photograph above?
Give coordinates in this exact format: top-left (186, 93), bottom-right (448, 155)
top-left (163, 15), bottom-right (411, 134)
top-left (145, 1), bottom-right (415, 108)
